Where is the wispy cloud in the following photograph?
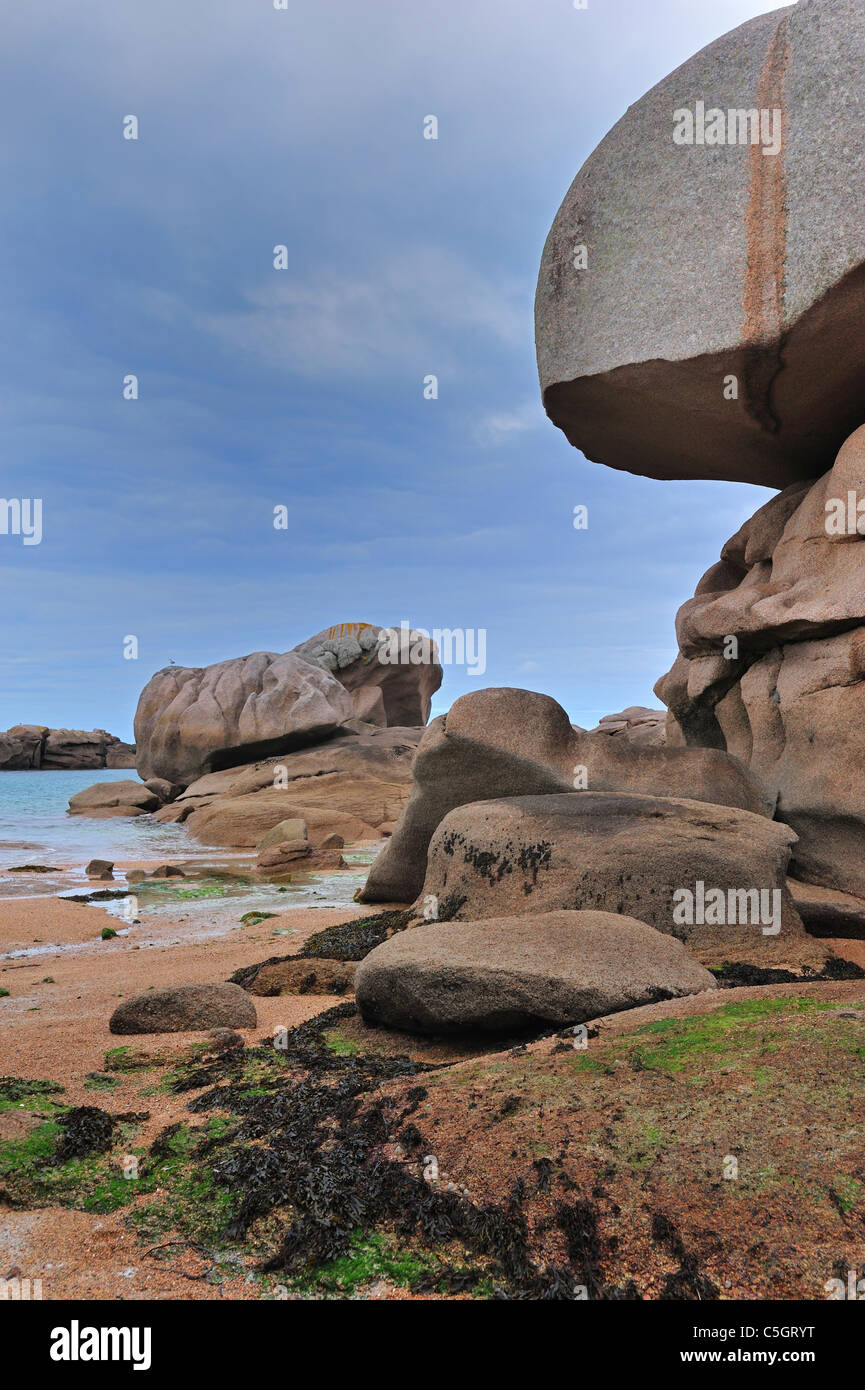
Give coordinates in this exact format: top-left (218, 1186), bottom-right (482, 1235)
top-left (474, 401), bottom-right (546, 446)
top-left (197, 248), bottom-right (527, 381)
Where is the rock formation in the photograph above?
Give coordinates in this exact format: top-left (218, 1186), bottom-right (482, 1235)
top-left (531, 0), bottom-right (865, 917)
top-left (162, 725), bottom-right (421, 846)
top-left (134, 622), bottom-right (442, 785)
top-left (535, 0), bottom-right (865, 489)
top-left (109, 983), bottom-right (257, 1034)
top-left (244, 957), bottom-right (356, 997)
top-left (255, 840), bottom-right (346, 873)
top-left (67, 780), bottom-right (161, 818)
top-left (293, 623), bottom-right (442, 727)
top-left (360, 687), bottom-right (767, 905)
top-left (591, 707), bottom-right (666, 748)
top-left (412, 792), bottom-right (816, 971)
top-left (655, 424), bottom-right (865, 898)
top-left (69, 724), bottom-right (420, 850)
top-left (0, 725), bottom-right (135, 770)
top-left (85, 859), bottom-right (115, 881)
top-left (134, 651), bottom-right (355, 785)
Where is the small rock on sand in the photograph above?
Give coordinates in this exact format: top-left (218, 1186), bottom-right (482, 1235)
top-left (85, 859), bottom-right (114, 881)
top-left (109, 983), bottom-right (257, 1034)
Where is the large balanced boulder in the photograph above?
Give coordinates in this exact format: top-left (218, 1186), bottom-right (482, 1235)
top-left (655, 425), bottom-right (865, 898)
top-left (134, 651), bottom-right (354, 785)
top-left (359, 687), bottom-right (768, 904)
top-left (293, 623), bottom-right (442, 727)
top-left (109, 983), bottom-right (257, 1034)
top-left (415, 792), bottom-right (818, 971)
top-left (355, 911), bottom-right (717, 1034)
top-left (134, 625), bottom-right (438, 786)
top-left (535, 0), bottom-right (865, 488)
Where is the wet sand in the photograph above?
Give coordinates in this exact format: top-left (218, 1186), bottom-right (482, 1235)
top-left (0, 899), bottom-right (370, 1084)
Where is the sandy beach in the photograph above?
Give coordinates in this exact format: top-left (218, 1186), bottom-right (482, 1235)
top-left (0, 884), bottom-right (382, 1300)
top-left (4, 863), bottom-right (865, 1303)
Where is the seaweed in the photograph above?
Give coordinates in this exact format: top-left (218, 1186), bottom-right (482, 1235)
top-left (0, 1076), bottom-right (64, 1104)
top-left (299, 910), bottom-right (413, 961)
top-left (55, 1106), bottom-right (116, 1162)
top-left (156, 1004), bottom-right (626, 1297)
top-left (229, 913), bottom-right (413, 990)
top-left (434, 893), bottom-right (468, 923)
top-left (555, 1199), bottom-right (607, 1298)
top-left (651, 1210), bottom-right (719, 1300)
top-left (62, 889), bottom-right (130, 903)
top-left (713, 957), bottom-right (865, 988)
top-left (658, 1252), bottom-right (720, 1301)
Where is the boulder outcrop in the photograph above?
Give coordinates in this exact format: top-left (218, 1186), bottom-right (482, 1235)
top-left (109, 983), bottom-right (257, 1034)
top-left (68, 780), bottom-right (160, 818)
top-left (171, 725), bottom-right (421, 847)
top-left (134, 623), bottom-right (441, 786)
top-left (359, 688), bottom-right (768, 905)
top-left (414, 792), bottom-right (817, 971)
top-left (655, 425), bottom-right (865, 898)
top-left (134, 651), bottom-right (355, 785)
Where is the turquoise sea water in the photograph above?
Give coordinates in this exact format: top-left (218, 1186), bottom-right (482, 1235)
top-left (0, 769), bottom-right (210, 870)
top-left (0, 770), bottom-right (374, 932)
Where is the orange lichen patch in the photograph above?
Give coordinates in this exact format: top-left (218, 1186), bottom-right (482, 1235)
top-left (324, 623), bottom-right (378, 641)
top-left (741, 13), bottom-right (791, 432)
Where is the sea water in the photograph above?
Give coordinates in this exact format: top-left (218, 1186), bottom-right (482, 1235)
top-left (0, 769), bottom-right (210, 870)
top-left (0, 770), bottom-right (374, 931)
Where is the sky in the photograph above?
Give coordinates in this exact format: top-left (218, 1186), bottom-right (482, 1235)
top-left (0, 0), bottom-right (792, 740)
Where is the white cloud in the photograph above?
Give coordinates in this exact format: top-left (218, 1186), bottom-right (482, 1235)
top-left (474, 401), bottom-right (546, 446)
top-left (197, 247), bottom-right (527, 381)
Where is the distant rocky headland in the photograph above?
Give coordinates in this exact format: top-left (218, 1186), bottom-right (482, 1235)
top-left (0, 725), bottom-right (135, 771)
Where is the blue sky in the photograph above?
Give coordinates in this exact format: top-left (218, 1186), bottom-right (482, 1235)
top-left (0, 0), bottom-right (790, 740)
